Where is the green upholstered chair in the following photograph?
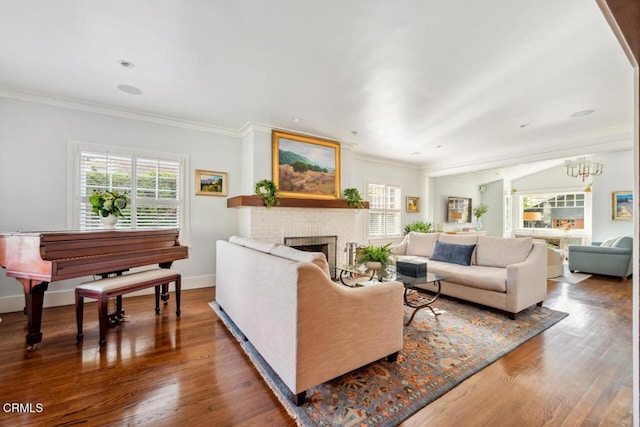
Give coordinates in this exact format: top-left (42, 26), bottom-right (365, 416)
top-left (568, 236), bottom-right (632, 279)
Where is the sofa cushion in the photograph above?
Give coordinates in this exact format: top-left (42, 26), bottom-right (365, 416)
top-left (270, 245), bottom-right (331, 277)
top-left (430, 241), bottom-right (476, 266)
top-left (406, 232), bottom-right (440, 257)
top-left (244, 239), bottom-right (278, 253)
top-left (428, 261), bottom-right (507, 292)
top-left (476, 236), bottom-right (533, 268)
top-left (229, 235), bottom-right (250, 246)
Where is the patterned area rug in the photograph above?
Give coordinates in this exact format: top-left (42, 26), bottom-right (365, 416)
top-left (210, 295), bottom-right (568, 427)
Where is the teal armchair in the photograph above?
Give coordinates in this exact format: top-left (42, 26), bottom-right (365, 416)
top-left (568, 236), bottom-right (633, 279)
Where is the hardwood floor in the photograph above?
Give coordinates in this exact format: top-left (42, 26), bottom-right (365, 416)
top-left (0, 275), bottom-right (632, 426)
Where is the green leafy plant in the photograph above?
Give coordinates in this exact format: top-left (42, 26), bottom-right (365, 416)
top-left (356, 243), bottom-right (396, 267)
top-left (343, 187), bottom-right (365, 208)
top-left (404, 221), bottom-right (433, 235)
top-left (254, 179), bottom-right (279, 209)
top-left (473, 203), bottom-right (489, 219)
top-left (89, 190), bottom-right (129, 217)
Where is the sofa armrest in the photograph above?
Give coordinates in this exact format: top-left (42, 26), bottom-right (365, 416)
top-left (389, 235), bottom-right (408, 255)
top-left (295, 263), bottom-right (404, 392)
top-left (505, 241), bottom-right (547, 313)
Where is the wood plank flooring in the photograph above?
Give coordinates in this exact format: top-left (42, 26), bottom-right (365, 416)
top-left (0, 275), bottom-right (632, 426)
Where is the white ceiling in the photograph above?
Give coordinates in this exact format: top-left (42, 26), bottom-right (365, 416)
top-left (0, 1), bottom-right (634, 175)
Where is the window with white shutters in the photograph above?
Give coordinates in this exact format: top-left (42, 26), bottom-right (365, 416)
top-left (367, 183), bottom-right (402, 238)
top-left (75, 144), bottom-right (186, 231)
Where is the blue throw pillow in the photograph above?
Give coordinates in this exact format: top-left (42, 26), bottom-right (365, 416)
top-left (430, 241), bottom-right (476, 266)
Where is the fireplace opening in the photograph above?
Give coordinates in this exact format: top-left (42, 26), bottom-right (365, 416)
top-left (284, 236), bottom-right (337, 278)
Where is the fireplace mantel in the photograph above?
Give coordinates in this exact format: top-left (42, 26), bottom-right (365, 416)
top-left (227, 195), bottom-right (369, 209)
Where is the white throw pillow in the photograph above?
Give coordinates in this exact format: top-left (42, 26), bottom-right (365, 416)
top-left (599, 237), bottom-right (619, 247)
top-left (476, 236), bottom-right (533, 268)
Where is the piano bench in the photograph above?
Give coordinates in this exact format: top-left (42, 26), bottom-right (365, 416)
top-left (75, 268), bottom-right (181, 346)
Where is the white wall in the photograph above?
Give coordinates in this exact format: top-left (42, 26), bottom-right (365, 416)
top-left (0, 98), bottom-right (242, 311)
top-left (482, 180), bottom-right (504, 237)
top-left (591, 150), bottom-right (634, 241)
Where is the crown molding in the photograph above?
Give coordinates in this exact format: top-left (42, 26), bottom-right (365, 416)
top-left (0, 86), bottom-right (240, 137)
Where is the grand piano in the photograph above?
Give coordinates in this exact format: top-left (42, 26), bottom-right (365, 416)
top-left (0, 229), bottom-right (189, 349)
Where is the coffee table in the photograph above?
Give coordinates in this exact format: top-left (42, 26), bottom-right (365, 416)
top-left (335, 264), bottom-right (447, 326)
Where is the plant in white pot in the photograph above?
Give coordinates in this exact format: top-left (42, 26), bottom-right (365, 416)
top-left (89, 190), bottom-right (129, 229)
top-left (356, 243), bottom-right (396, 271)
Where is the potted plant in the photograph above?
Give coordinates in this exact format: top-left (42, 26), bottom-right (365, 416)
top-left (472, 203), bottom-right (488, 230)
top-left (343, 187), bottom-right (365, 208)
top-left (254, 179), bottom-right (279, 209)
top-left (89, 190), bottom-right (129, 228)
top-left (356, 243), bottom-right (396, 271)
top-left (404, 221), bottom-right (433, 235)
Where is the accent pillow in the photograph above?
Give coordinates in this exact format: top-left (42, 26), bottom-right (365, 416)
top-left (600, 237), bottom-right (619, 247)
top-left (430, 241), bottom-right (476, 266)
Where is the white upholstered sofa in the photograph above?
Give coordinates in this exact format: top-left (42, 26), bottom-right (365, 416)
top-left (215, 236), bottom-right (404, 405)
top-left (390, 232), bottom-right (547, 318)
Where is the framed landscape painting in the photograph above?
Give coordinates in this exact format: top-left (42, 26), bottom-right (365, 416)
top-left (272, 130), bottom-right (341, 199)
top-left (195, 170), bottom-right (227, 196)
top-left (612, 191), bottom-right (632, 221)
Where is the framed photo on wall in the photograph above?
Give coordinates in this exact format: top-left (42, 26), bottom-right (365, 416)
top-left (406, 196), bottom-right (420, 213)
top-left (195, 170), bottom-right (228, 196)
top-left (612, 191), bottom-right (632, 221)
top-left (272, 129), bottom-right (341, 200)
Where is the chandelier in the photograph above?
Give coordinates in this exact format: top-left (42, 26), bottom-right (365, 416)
top-left (564, 157), bottom-right (604, 181)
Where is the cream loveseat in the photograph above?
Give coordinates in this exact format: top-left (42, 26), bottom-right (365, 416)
top-left (390, 232), bottom-right (547, 318)
top-left (215, 236), bottom-right (404, 405)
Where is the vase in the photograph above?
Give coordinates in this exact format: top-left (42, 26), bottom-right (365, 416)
top-left (473, 217), bottom-right (482, 231)
top-left (100, 214), bottom-right (118, 229)
top-left (365, 261), bottom-right (383, 271)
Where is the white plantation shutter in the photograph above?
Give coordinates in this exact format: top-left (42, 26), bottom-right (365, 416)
top-left (368, 183), bottom-right (402, 238)
top-left (77, 145), bottom-right (184, 230)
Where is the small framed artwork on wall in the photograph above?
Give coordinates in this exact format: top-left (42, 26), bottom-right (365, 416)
top-left (195, 170), bottom-right (228, 196)
top-left (406, 196), bottom-right (420, 213)
top-left (612, 191), bottom-right (632, 221)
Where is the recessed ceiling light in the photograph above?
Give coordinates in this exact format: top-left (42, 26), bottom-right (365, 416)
top-left (409, 151), bottom-right (421, 156)
top-left (436, 145), bottom-right (443, 149)
top-left (351, 131), bottom-right (358, 136)
top-left (117, 84), bottom-right (143, 95)
top-left (118, 59), bottom-right (135, 69)
top-left (570, 109), bottom-right (595, 118)
top-left (291, 116), bottom-right (302, 122)
top-left (519, 123), bottom-right (529, 128)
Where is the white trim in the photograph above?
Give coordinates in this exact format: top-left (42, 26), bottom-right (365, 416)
top-left (0, 86), bottom-right (238, 137)
top-left (0, 275), bottom-right (215, 314)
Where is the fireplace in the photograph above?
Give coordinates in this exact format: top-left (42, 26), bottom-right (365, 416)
top-left (284, 235), bottom-right (337, 278)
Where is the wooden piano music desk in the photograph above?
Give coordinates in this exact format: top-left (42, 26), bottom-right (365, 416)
top-left (0, 229), bottom-right (188, 350)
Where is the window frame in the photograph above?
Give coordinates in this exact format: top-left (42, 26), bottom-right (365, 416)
top-left (516, 190), bottom-right (590, 233)
top-left (67, 141), bottom-right (190, 240)
top-left (366, 180), bottom-right (403, 239)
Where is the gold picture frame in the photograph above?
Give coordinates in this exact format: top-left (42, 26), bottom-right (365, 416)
top-left (612, 191), bottom-right (632, 221)
top-left (195, 170), bottom-right (228, 196)
top-left (272, 129), bottom-right (341, 200)
top-left (406, 196), bottom-right (420, 213)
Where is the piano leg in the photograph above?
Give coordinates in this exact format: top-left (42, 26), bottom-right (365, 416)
top-left (19, 279), bottom-right (49, 351)
top-left (159, 263), bottom-right (174, 304)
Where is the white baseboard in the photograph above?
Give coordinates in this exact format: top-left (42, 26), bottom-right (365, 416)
top-left (0, 274), bottom-right (215, 314)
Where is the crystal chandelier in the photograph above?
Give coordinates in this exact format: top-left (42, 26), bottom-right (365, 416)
top-left (564, 157), bottom-right (604, 181)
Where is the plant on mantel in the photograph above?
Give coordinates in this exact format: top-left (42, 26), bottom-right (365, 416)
top-left (343, 187), bottom-right (365, 209)
top-left (254, 179), bottom-right (279, 209)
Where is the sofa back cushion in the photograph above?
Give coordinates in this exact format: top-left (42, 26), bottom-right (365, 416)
top-left (270, 245), bottom-right (331, 277)
top-left (229, 235), bottom-right (250, 246)
top-left (613, 236), bottom-right (633, 249)
top-left (406, 232), bottom-right (440, 257)
top-left (244, 239), bottom-right (278, 253)
top-left (430, 241), bottom-right (476, 266)
top-left (476, 236), bottom-right (533, 268)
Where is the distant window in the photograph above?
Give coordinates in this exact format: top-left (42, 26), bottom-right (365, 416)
top-left (368, 183), bottom-right (402, 238)
top-left (72, 143), bottom-right (186, 231)
top-left (520, 192), bottom-right (586, 230)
